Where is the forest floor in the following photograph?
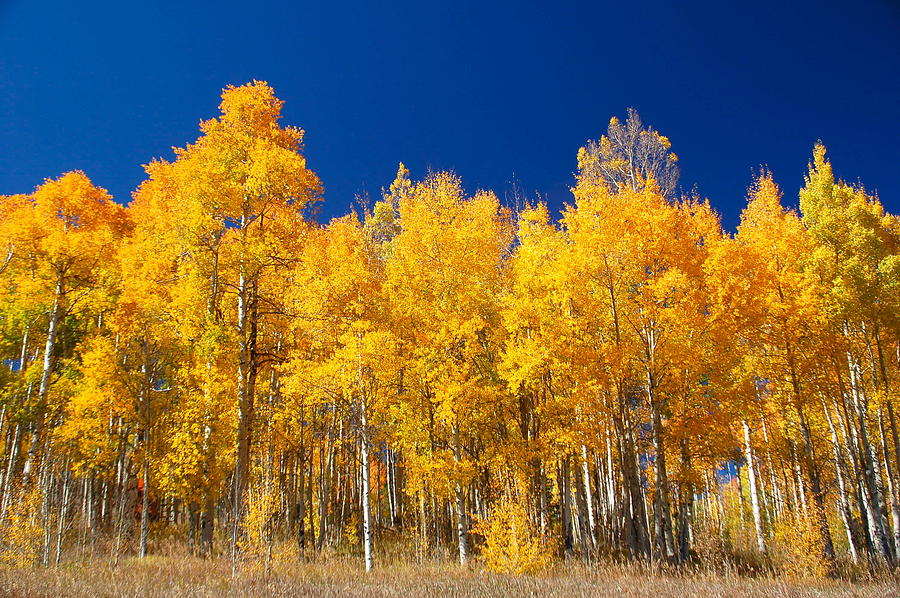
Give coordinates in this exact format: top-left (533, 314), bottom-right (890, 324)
top-left (0, 556), bottom-right (896, 598)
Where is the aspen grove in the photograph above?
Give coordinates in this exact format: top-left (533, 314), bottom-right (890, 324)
top-left (0, 81), bottom-right (898, 577)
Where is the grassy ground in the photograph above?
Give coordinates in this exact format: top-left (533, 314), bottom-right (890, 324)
top-left (0, 556), bottom-right (896, 598)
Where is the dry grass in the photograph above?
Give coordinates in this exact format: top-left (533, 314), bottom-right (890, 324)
top-left (0, 555), bottom-right (896, 598)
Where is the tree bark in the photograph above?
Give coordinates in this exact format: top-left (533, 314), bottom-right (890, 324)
top-left (742, 419), bottom-right (766, 554)
top-left (23, 277), bottom-right (62, 485)
top-left (452, 425), bottom-right (468, 564)
top-left (360, 396), bottom-right (373, 571)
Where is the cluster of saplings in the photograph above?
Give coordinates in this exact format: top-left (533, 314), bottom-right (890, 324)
top-left (0, 82), bottom-right (897, 577)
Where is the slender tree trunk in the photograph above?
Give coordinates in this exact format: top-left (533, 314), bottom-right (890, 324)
top-left (538, 463), bottom-right (549, 538)
top-left (742, 419), bottom-right (766, 554)
top-left (360, 396), bottom-right (373, 571)
top-left (452, 425), bottom-right (468, 564)
top-left (296, 453), bottom-right (307, 559)
top-left (386, 448), bottom-right (397, 528)
top-left (761, 419), bottom-right (783, 520)
top-left (139, 343), bottom-right (152, 559)
top-left (878, 410), bottom-right (900, 558)
top-left (649, 389), bottom-right (675, 562)
top-left (605, 426), bottom-right (617, 529)
top-left (23, 277), bottom-right (62, 485)
top-left (1, 421), bottom-right (21, 518)
top-left (232, 241), bottom-right (259, 569)
top-left (581, 444), bottom-right (597, 549)
top-left (616, 398), bottom-right (649, 559)
top-left (55, 467), bottom-right (70, 565)
top-left (846, 341), bottom-right (893, 564)
top-left (306, 456), bottom-right (315, 550)
top-left (574, 454), bottom-right (591, 560)
top-left (560, 455), bottom-right (574, 558)
top-left (317, 430), bottom-right (335, 550)
top-left (675, 441), bottom-right (692, 562)
top-left (823, 399), bottom-right (860, 563)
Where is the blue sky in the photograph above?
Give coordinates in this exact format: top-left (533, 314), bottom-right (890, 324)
top-left (1, 0), bottom-right (898, 230)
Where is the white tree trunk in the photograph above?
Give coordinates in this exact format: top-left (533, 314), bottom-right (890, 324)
top-left (360, 399), bottom-right (373, 571)
top-left (742, 420), bottom-right (766, 554)
top-left (452, 425), bottom-right (468, 564)
top-left (581, 444), bottom-right (596, 548)
top-left (23, 277), bottom-right (62, 484)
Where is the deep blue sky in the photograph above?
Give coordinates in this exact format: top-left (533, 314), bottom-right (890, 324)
top-left (1, 1), bottom-right (898, 230)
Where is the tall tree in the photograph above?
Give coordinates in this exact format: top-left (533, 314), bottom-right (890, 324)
top-left (131, 81), bottom-right (321, 559)
top-left (578, 108), bottom-right (680, 200)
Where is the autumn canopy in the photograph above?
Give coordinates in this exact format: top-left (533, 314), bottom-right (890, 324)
top-left (0, 82), bottom-right (897, 578)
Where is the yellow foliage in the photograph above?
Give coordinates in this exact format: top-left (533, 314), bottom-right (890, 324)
top-left (770, 512), bottom-right (829, 578)
top-left (474, 492), bottom-right (555, 575)
top-left (0, 486), bottom-right (43, 567)
top-left (1, 83), bottom-right (897, 579)
top-left (343, 513), bottom-right (360, 548)
top-left (239, 482), bottom-right (280, 559)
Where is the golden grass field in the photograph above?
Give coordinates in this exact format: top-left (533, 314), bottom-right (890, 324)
top-left (0, 556), bottom-right (896, 598)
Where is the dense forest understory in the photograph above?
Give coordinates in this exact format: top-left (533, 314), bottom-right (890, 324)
top-left (0, 81), bottom-right (899, 588)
